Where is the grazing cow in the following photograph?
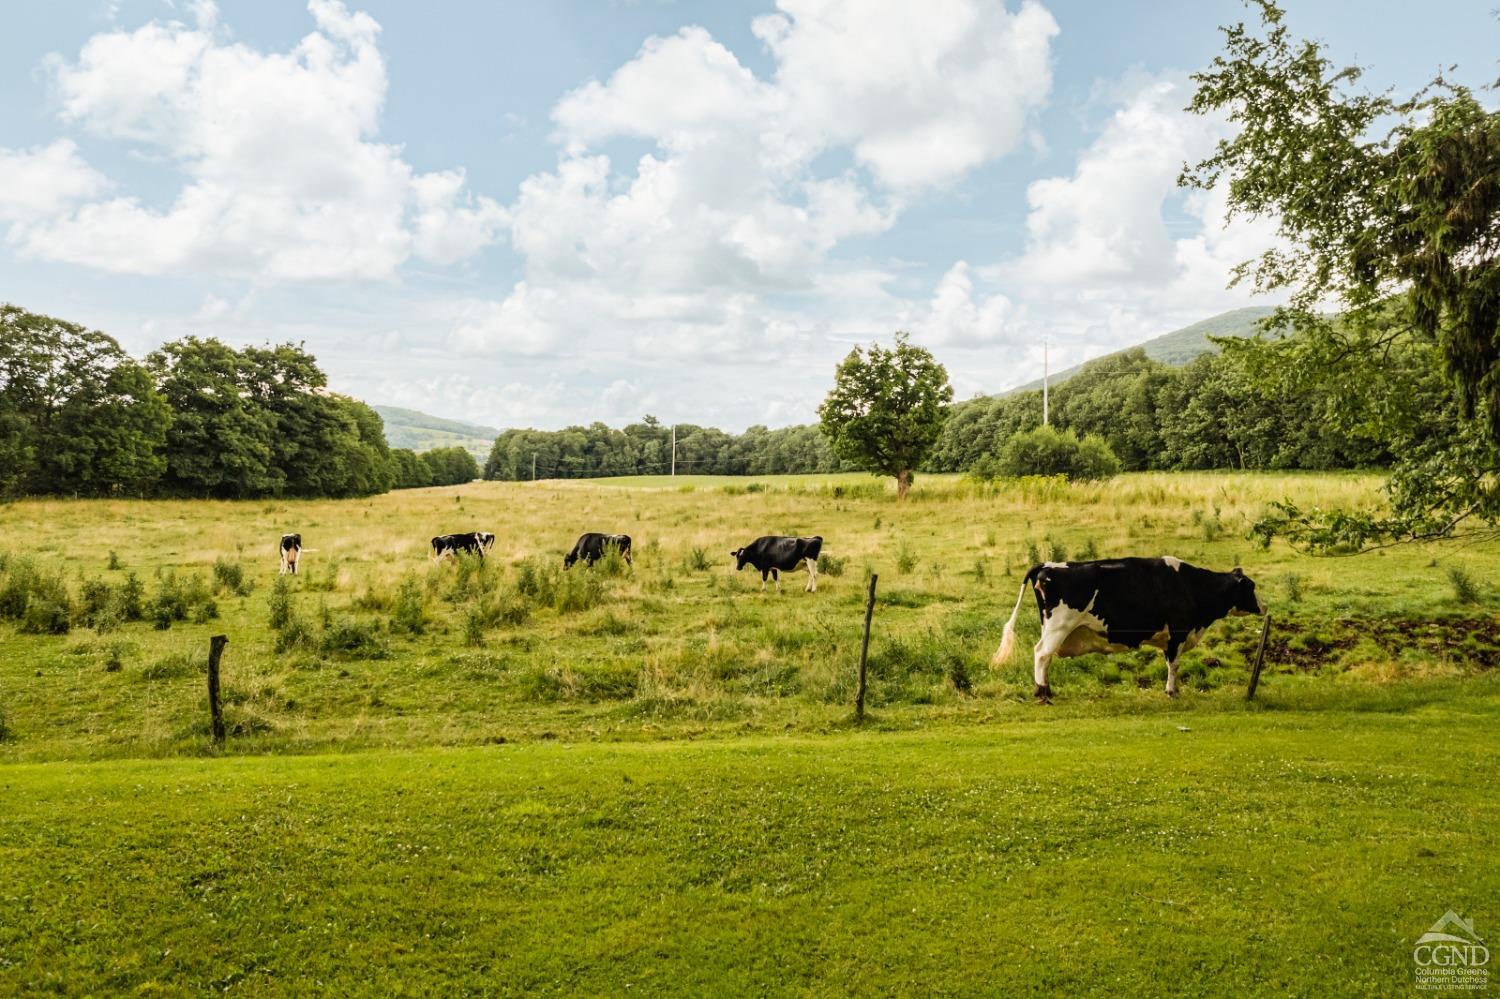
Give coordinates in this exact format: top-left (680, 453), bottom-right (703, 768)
top-left (992, 556), bottom-right (1266, 703)
top-left (431, 531), bottom-right (492, 561)
top-left (564, 533), bottom-right (633, 569)
top-left (279, 534), bottom-right (302, 575)
top-left (731, 536), bottom-right (823, 592)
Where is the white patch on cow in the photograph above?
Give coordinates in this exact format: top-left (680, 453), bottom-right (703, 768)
top-left (1043, 561), bottom-right (1068, 568)
top-left (803, 556), bottom-right (818, 592)
top-left (1162, 555), bottom-right (1183, 571)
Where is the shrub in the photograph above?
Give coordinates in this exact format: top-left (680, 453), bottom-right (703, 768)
top-left (1449, 567), bottom-right (1482, 605)
top-left (116, 573), bottom-right (145, 622)
top-left (686, 548), bottom-right (711, 572)
top-left (212, 558), bottom-right (252, 597)
top-left (1283, 573), bottom-right (1304, 604)
top-left (992, 425), bottom-right (1121, 482)
top-left (389, 576), bottom-right (428, 635)
top-left (320, 618), bottom-right (389, 659)
top-left (554, 572), bottom-right (605, 614)
top-left (268, 575), bottom-right (295, 631)
top-left (274, 616), bottom-right (315, 654)
top-left (818, 553), bottom-right (847, 577)
top-left (597, 546), bottom-right (629, 578)
top-left (895, 542), bottom-right (918, 575)
top-left (107, 550), bottom-right (121, 571)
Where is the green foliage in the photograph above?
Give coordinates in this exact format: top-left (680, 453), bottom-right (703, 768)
top-left (421, 447), bottom-right (480, 487)
top-left (211, 558), bottom-right (252, 597)
top-left (818, 333), bottom-right (953, 497)
top-left (390, 448), bottom-right (434, 489)
top-left (1449, 568), bottom-right (1482, 605)
top-left (1183, 1), bottom-right (1500, 547)
top-left (389, 576), bottom-right (429, 636)
top-left (989, 426), bottom-right (1121, 482)
top-left (895, 542), bottom-right (918, 575)
top-left (268, 575), bottom-right (295, 631)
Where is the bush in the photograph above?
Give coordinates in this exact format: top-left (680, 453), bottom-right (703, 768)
top-left (389, 576), bottom-right (428, 635)
top-left (991, 425), bottom-right (1121, 482)
top-left (1449, 567), bottom-right (1482, 605)
top-left (895, 542), bottom-right (918, 575)
top-left (116, 573), bottom-right (145, 622)
top-left (212, 558), bottom-right (252, 597)
top-left (320, 618), bottom-right (389, 659)
top-left (685, 548), bottom-right (711, 572)
top-left (818, 553), bottom-right (847, 577)
top-left (268, 575), bottom-right (295, 631)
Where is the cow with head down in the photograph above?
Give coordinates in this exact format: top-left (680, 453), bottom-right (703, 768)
top-left (731, 535), bottom-right (823, 593)
top-left (992, 556), bottom-right (1266, 703)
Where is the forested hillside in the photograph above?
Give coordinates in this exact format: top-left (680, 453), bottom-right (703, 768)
top-left (373, 405), bottom-right (496, 460)
top-left (1006, 306), bottom-right (1275, 394)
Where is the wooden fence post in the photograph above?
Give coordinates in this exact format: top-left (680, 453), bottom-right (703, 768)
top-left (1246, 614), bottom-right (1271, 701)
top-left (208, 634), bottom-right (228, 743)
top-left (856, 574), bottom-right (878, 721)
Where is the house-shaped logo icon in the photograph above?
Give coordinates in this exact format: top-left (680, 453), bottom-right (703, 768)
top-left (1417, 911), bottom-right (1484, 948)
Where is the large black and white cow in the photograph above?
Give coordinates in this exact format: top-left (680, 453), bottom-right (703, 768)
top-left (731, 536), bottom-right (823, 592)
top-left (564, 533), bottom-right (633, 569)
top-left (279, 533), bottom-right (302, 575)
top-left (992, 556), bottom-right (1266, 703)
top-left (431, 531), bottom-right (495, 561)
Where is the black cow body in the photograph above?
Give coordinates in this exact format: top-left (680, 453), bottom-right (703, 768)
top-left (431, 531), bottom-right (494, 561)
top-left (279, 534), bottom-right (302, 575)
top-left (992, 556), bottom-right (1265, 702)
top-left (731, 536), bottom-right (823, 592)
top-left (564, 533), bottom-right (632, 569)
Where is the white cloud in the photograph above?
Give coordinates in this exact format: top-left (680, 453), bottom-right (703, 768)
top-left (911, 262), bottom-right (1014, 347)
top-left (5, 0), bottom-right (504, 280)
top-left (0, 141), bottom-right (110, 224)
top-left (752, 0), bottom-right (1059, 189)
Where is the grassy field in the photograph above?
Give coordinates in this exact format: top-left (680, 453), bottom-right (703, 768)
top-left (1, 471), bottom-right (1495, 760)
top-left (2, 471), bottom-right (1497, 993)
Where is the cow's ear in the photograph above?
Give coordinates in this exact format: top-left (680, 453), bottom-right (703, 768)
top-left (1232, 566), bottom-right (1244, 577)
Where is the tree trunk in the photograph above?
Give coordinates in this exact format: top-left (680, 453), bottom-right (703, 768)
top-left (896, 469), bottom-right (912, 498)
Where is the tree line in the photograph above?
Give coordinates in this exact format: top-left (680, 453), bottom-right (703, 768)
top-left (0, 304), bottom-right (476, 499)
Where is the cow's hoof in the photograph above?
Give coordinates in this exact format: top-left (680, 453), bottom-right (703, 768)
top-left (1033, 683), bottom-right (1052, 705)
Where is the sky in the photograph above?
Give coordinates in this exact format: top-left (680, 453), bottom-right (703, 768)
top-left (1, 1), bottom-right (1494, 431)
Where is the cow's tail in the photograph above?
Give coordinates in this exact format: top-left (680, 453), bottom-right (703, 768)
top-left (992, 568), bottom-right (1037, 666)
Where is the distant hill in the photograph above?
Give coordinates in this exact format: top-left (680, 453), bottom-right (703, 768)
top-left (1007, 306), bottom-right (1277, 394)
top-left (373, 405), bottom-right (497, 460)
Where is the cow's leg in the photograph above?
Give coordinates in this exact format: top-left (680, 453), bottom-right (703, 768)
top-left (773, 568), bottom-right (782, 592)
top-left (761, 569), bottom-right (769, 592)
top-left (805, 558), bottom-right (818, 592)
top-left (1164, 632), bottom-right (1186, 697)
top-left (1031, 613), bottom-right (1077, 704)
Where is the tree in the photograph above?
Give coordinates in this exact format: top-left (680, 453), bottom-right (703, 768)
top-left (989, 425), bottom-right (1121, 482)
top-left (0, 305), bottom-right (170, 497)
top-left (818, 333), bottom-right (953, 498)
top-left (1181, 0), bottom-right (1500, 548)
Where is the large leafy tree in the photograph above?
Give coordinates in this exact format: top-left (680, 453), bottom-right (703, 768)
top-left (0, 305), bottom-right (170, 497)
top-left (818, 333), bottom-right (953, 498)
top-left (1181, 0), bottom-right (1500, 549)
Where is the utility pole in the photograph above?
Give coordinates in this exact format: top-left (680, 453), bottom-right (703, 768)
top-left (1042, 340), bottom-right (1050, 426)
top-left (671, 425), bottom-right (677, 477)
top-left (532, 453), bottom-right (537, 481)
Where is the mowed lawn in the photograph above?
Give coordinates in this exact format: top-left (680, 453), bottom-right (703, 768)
top-left (3, 694), bottom-right (1497, 996)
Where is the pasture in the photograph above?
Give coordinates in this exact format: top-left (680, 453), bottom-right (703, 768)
top-left (1, 471), bottom-right (1495, 760)
top-left (2, 471), bottom-right (1498, 993)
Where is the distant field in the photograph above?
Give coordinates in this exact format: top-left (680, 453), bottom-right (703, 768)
top-left (2, 470), bottom-right (1497, 992)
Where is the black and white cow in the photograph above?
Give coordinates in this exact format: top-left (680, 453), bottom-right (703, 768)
top-left (731, 536), bottom-right (823, 592)
top-left (279, 534), bottom-right (302, 575)
top-left (992, 556), bottom-right (1266, 703)
top-left (564, 533), bottom-right (633, 569)
top-left (431, 531), bottom-right (495, 561)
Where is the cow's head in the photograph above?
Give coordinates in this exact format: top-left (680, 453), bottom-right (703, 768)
top-left (731, 547), bottom-right (748, 570)
top-left (1228, 567), bottom-right (1267, 615)
top-left (563, 549), bottom-right (578, 569)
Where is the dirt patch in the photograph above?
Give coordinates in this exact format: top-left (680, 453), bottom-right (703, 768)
top-left (1267, 617), bottom-right (1500, 671)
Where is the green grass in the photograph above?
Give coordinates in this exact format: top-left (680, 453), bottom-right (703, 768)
top-left (0, 471), bottom-right (1497, 761)
top-left (3, 684), bottom-right (1496, 995)
top-left (0, 471), bottom-right (1496, 993)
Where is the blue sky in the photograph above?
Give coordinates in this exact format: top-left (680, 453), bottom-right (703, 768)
top-left (1, 0), bottom-right (1493, 430)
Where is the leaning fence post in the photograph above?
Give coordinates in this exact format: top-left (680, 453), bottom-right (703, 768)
top-left (208, 634), bottom-right (228, 743)
top-left (856, 574), bottom-right (878, 721)
top-left (1246, 614), bottom-right (1271, 701)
